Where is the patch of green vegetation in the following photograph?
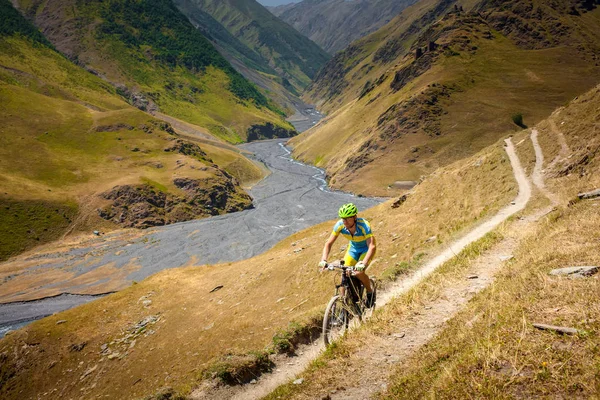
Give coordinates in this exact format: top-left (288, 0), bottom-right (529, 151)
top-left (271, 317), bottom-right (321, 354)
top-left (0, 0), bottom-right (52, 47)
top-left (0, 198), bottom-right (78, 261)
top-left (94, 0), bottom-right (269, 108)
top-left (512, 112), bottom-right (527, 128)
top-left (202, 350), bottom-right (273, 385)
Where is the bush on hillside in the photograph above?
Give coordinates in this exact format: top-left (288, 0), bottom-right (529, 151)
top-left (511, 113), bottom-right (527, 128)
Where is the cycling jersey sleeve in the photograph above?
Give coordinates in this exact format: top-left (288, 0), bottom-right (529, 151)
top-left (332, 220), bottom-right (344, 236)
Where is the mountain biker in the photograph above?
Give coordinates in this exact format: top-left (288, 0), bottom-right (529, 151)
top-left (319, 203), bottom-right (376, 307)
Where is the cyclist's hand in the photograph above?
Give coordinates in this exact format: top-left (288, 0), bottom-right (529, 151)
top-left (355, 261), bottom-right (366, 272)
top-left (318, 260), bottom-right (327, 270)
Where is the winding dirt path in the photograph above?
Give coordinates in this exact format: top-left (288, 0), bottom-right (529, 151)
top-left (191, 135), bottom-right (546, 399)
top-left (531, 128), bottom-right (559, 206)
top-left (546, 119), bottom-right (571, 171)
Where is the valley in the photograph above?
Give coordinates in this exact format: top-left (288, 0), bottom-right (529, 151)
top-left (1, 0), bottom-right (599, 399)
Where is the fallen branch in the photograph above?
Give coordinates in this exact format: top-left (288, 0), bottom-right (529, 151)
top-left (578, 189), bottom-right (600, 200)
top-left (533, 323), bottom-right (579, 335)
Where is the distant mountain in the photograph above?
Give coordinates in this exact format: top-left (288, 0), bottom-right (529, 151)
top-left (291, 0), bottom-right (600, 196)
top-left (173, 0), bottom-right (330, 93)
top-left (0, 0), bottom-right (264, 260)
top-left (12, 0), bottom-right (296, 143)
top-left (271, 0), bottom-right (419, 54)
top-left (172, 0), bottom-right (303, 111)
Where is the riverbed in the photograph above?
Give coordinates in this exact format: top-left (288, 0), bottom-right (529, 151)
top-left (0, 128), bottom-right (381, 335)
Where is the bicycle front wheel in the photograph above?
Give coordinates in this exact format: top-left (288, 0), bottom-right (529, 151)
top-left (323, 295), bottom-right (348, 346)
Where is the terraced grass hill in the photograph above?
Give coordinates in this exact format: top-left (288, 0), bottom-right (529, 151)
top-left (12, 0), bottom-right (296, 143)
top-left (270, 0), bottom-right (418, 54)
top-left (0, 0), bottom-right (264, 261)
top-left (290, 0), bottom-right (600, 196)
top-left (174, 0), bottom-right (331, 93)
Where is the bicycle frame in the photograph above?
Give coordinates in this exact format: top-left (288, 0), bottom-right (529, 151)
top-left (328, 261), bottom-right (366, 320)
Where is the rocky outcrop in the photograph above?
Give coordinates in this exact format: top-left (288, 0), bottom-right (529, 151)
top-left (115, 84), bottom-right (159, 113)
top-left (379, 84), bottom-right (454, 140)
top-left (163, 139), bottom-right (212, 162)
top-left (97, 175), bottom-right (253, 228)
top-left (476, 0), bottom-right (600, 54)
top-left (246, 123), bottom-right (296, 142)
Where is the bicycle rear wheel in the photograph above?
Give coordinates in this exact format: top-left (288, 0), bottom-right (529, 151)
top-left (323, 295), bottom-right (348, 346)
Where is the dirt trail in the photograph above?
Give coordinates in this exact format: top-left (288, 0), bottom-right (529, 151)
top-left (546, 118), bottom-right (571, 171)
top-left (531, 128), bottom-right (559, 206)
top-left (191, 135), bottom-right (542, 399)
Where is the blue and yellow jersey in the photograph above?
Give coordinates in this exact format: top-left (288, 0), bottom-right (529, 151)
top-left (332, 217), bottom-right (373, 252)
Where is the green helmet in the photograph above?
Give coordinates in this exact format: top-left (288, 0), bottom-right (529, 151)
top-left (338, 203), bottom-right (358, 218)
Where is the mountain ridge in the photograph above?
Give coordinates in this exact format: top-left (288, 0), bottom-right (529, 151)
top-left (271, 0), bottom-right (419, 54)
top-left (176, 0), bottom-right (330, 94)
top-left (12, 0), bottom-right (296, 143)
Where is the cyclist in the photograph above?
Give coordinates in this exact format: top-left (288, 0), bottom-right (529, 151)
top-left (319, 203), bottom-right (376, 307)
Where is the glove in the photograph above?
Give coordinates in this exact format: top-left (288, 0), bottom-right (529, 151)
top-left (318, 260), bottom-right (327, 269)
top-left (355, 261), bottom-right (366, 272)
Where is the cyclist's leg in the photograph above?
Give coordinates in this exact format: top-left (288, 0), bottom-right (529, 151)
top-left (346, 248), bottom-right (373, 293)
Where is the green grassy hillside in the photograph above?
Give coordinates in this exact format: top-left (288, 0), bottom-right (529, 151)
top-left (292, 0), bottom-right (600, 196)
top-left (14, 0), bottom-right (296, 143)
top-left (0, 0), bottom-right (264, 260)
top-left (174, 0), bottom-right (330, 93)
top-left (172, 0), bottom-right (302, 112)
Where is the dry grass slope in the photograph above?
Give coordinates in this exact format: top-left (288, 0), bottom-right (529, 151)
top-left (0, 113), bottom-right (519, 398)
top-left (262, 84), bottom-right (600, 399)
top-left (0, 33), bottom-right (265, 261)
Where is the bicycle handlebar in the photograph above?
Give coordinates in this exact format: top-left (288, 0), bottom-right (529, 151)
top-left (324, 262), bottom-right (355, 272)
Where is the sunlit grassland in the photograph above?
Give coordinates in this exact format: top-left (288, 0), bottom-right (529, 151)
top-left (200, 142), bottom-right (265, 187)
top-left (262, 229), bottom-right (507, 400)
top-left (269, 85), bottom-right (600, 400)
top-left (98, 37), bottom-right (293, 142)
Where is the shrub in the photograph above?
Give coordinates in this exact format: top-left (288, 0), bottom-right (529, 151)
top-left (511, 113), bottom-right (527, 128)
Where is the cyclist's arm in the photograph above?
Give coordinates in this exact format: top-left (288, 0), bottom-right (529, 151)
top-left (321, 233), bottom-right (338, 262)
top-left (362, 236), bottom-right (376, 266)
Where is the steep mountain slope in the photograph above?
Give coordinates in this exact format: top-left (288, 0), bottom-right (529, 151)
top-left (270, 0), bottom-right (419, 54)
top-left (13, 0), bottom-right (296, 143)
top-left (172, 0), bottom-right (303, 111)
top-left (0, 0), bottom-right (262, 260)
top-left (291, 0), bottom-right (600, 196)
top-left (174, 0), bottom-right (330, 93)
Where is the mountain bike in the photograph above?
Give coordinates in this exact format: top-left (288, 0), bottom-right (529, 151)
top-left (322, 260), bottom-right (377, 346)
